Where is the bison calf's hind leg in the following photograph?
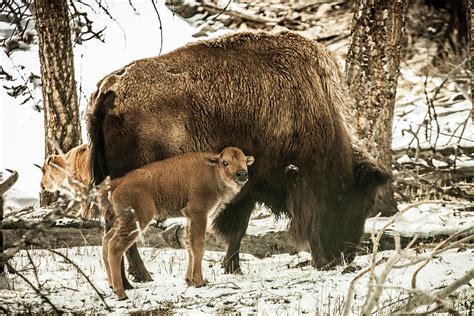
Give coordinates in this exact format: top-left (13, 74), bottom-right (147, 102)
top-left (102, 228), bottom-right (116, 288)
top-left (105, 218), bottom-right (136, 289)
top-left (108, 228), bottom-right (139, 300)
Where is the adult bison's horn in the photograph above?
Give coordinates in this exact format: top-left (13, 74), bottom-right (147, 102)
top-left (0, 169), bottom-right (19, 195)
top-left (352, 146), bottom-right (391, 188)
top-left (33, 163), bottom-right (42, 170)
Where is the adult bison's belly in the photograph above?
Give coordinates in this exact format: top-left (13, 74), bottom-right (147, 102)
top-left (103, 104), bottom-right (265, 179)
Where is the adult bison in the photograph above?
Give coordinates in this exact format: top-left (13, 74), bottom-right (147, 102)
top-left (87, 31), bottom-right (389, 286)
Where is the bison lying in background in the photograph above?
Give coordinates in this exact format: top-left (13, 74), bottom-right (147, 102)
top-left (101, 147), bottom-right (253, 300)
top-left (87, 31), bottom-right (389, 286)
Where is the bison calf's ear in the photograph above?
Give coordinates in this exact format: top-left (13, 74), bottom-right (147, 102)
top-left (205, 155), bottom-right (219, 166)
top-left (45, 156), bottom-right (54, 165)
top-left (246, 156), bottom-right (255, 166)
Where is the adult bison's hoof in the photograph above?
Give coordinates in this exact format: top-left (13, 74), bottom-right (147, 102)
top-left (290, 260), bottom-right (312, 269)
top-left (128, 267), bottom-right (153, 283)
top-left (221, 256), bottom-right (242, 274)
top-left (311, 257), bottom-right (331, 270)
top-left (123, 278), bottom-right (134, 290)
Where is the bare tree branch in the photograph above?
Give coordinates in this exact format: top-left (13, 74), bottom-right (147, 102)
top-left (6, 262), bottom-right (60, 313)
top-left (397, 268), bottom-right (474, 313)
top-left (47, 249), bottom-right (111, 311)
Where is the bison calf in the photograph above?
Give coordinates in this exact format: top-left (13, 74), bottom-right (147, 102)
top-left (40, 144), bottom-right (91, 193)
top-left (39, 144), bottom-right (91, 215)
top-left (101, 147), bottom-right (254, 300)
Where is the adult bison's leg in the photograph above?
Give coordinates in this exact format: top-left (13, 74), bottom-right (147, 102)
top-left (308, 227), bottom-right (330, 269)
top-left (309, 197), bottom-right (348, 270)
top-left (125, 245), bottom-right (153, 282)
top-left (212, 196), bottom-right (256, 274)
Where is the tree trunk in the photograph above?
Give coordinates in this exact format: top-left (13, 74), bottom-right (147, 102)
top-left (0, 193), bottom-right (3, 276)
top-left (346, 0), bottom-right (409, 216)
top-left (469, 0), bottom-right (473, 121)
top-left (35, 0), bottom-right (82, 206)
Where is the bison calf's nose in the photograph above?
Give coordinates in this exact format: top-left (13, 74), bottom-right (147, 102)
top-left (236, 170), bottom-right (248, 182)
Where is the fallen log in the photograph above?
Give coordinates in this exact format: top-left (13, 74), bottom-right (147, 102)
top-left (392, 146), bottom-right (474, 160)
top-left (4, 218), bottom-right (471, 258)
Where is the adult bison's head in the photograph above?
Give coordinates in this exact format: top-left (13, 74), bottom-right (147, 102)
top-left (319, 146), bottom-right (391, 268)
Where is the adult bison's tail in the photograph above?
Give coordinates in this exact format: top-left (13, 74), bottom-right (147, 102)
top-left (84, 83), bottom-right (118, 221)
top-left (87, 90), bottom-right (110, 186)
top-left (87, 74), bottom-right (120, 186)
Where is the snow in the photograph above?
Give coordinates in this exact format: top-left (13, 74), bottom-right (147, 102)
top-left (1, 246), bottom-right (472, 314)
top-left (366, 202), bottom-right (474, 237)
top-left (1, 2), bottom-right (473, 314)
top-left (392, 68), bottom-right (473, 152)
top-left (1, 200), bottom-right (471, 313)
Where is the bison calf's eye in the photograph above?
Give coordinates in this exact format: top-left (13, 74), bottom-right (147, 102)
top-left (223, 161), bottom-right (228, 167)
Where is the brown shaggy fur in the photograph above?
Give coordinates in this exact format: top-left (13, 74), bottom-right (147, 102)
top-left (87, 31), bottom-right (389, 283)
top-left (101, 147), bottom-right (253, 300)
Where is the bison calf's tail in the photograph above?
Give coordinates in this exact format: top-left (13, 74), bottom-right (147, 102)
top-left (79, 176), bottom-right (114, 221)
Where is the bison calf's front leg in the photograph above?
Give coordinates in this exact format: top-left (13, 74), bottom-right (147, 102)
top-left (185, 217), bottom-right (207, 287)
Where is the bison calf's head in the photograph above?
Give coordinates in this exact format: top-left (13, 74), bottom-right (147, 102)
top-left (205, 147), bottom-right (254, 189)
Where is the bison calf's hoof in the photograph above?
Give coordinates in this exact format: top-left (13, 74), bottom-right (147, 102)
top-left (118, 294), bottom-right (129, 301)
top-left (185, 278), bottom-right (207, 287)
top-left (115, 291), bottom-right (128, 301)
top-left (194, 279), bottom-right (207, 287)
top-left (185, 277), bottom-right (193, 286)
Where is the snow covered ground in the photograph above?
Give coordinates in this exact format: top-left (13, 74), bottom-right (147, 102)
top-left (2, 246), bottom-right (472, 314)
top-left (1, 201), bottom-right (472, 313)
top-left (1, 2), bottom-right (473, 314)
top-left (365, 202), bottom-right (473, 238)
